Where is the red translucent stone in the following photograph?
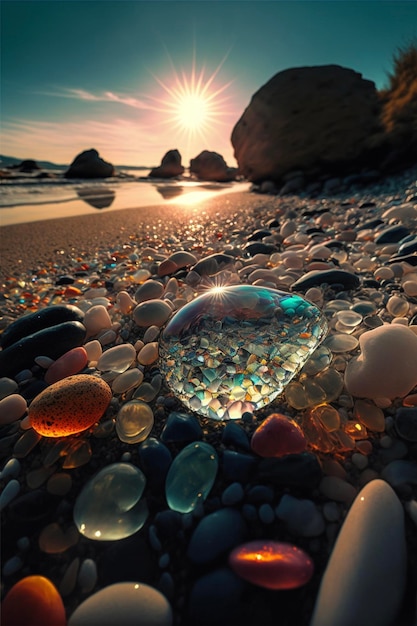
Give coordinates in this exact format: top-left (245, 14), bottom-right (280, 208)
top-left (1, 575), bottom-right (66, 626)
top-left (229, 540), bottom-right (314, 590)
top-left (251, 413), bottom-right (307, 457)
top-left (44, 346), bottom-right (88, 385)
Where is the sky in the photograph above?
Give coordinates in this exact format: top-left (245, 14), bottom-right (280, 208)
top-left (1, 1), bottom-right (417, 167)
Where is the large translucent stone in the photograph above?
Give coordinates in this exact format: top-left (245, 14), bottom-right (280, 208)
top-left (159, 285), bottom-right (327, 420)
top-left (73, 463), bottom-right (147, 540)
top-left (165, 442), bottom-right (218, 513)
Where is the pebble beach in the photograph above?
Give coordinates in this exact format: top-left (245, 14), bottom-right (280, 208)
top-left (1, 165), bottom-right (417, 626)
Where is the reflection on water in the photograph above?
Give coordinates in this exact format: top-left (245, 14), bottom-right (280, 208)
top-left (76, 187), bottom-right (116, 209)
top-left (154, 185), bottom-right (184, 200)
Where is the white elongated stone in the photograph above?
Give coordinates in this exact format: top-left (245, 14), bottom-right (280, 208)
top-left (310, 479), bottom-right (406, 626)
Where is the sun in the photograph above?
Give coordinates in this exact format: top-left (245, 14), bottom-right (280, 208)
top-left (149, 54), bottom-right (235, 147)
top-left (176, 93), bottom-right (209, 131)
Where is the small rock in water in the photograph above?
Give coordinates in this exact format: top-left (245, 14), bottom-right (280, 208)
top-left (251, 412), bottom-right (307, 457)
top-left (73, 462), bottom-right (148, 540)
top-left (229, 540), bottom-right (314, 589)
top-left (29, 374), bottom-right (112, 437)
top-left (159, 285), bottom-right (327, 420)
top-left (310, 479), bottom-right (407, 626)
top-left (68, 582), bottom-right (173, 626)
top-left (1, 575), bottom-right (66, 626)
top-left (165, 441), bottom-right (218, 513)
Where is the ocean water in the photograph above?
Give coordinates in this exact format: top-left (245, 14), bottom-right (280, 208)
top-left (0, 169), bottom-right (250, 226)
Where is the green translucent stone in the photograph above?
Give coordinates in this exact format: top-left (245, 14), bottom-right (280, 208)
top-left (73, 462), bottom-right (147, 540)
top-left (165, 442), bottom-right (218, 513)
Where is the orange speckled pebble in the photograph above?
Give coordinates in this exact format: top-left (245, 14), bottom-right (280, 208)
top-left (29, 374), bottom-right (112, 437)
top-left (1, 575), bottom-right (66, 626)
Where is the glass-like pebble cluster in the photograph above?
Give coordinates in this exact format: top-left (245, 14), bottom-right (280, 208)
top-left (159, 285), bottom-right (328, 420)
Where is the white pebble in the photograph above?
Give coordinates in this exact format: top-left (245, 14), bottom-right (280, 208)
top-left (83, 304), bottom-right (112, 336)
top-left (143, 325), bottom-right (160, 343)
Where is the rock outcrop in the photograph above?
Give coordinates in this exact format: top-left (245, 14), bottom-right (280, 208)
top-left (64, 149), bottom-right (114, 179)
top-left (189, 151), bottom-right (237, 182)
top-left (148, 149), bottom-right (184, 178)
top-left (17, 159), bottom-right (40, 172)
top-left (231, 65), bottom-right (382, 183)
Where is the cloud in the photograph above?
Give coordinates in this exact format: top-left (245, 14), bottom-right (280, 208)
top-left (39, 87), bottom-right (153, 111)
top-left (0, 117), bottom-right (164, 165)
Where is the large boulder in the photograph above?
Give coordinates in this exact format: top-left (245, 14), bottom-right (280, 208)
top-left (64, 149), bottom-right (114, 179)
top-left (231, 65), bottom-right (382, 183)
top-left (148, 149), bottom-right (184, 178)
top-left (190, 150), bottom-right (237, 182)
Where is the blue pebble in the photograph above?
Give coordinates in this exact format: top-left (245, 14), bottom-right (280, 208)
top-left (222, 450), bottom-right (257, 482)
top-left (160, 411), bottom-right (203, 443)
top-left (222, 422), bottom-right (250, 451)
top-left (241, 503), bottom-right (258, 523)
top-left (221, 482), bottom-right (244, 506)
top-left (138, 437), bottom-right (172, 487)
top-left (187, 508), bottom-right (247, 564)
top-left (246, 485), bottom-right (274, 504)
top-left (188, 568), bottom-right (245, 625)
top-left (258, 503), bottom-right (275, 524)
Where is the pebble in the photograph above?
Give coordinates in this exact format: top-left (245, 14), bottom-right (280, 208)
top-left (29, 374), bottom-right (112, 437)
top-left (188, 568), bottom-right (244, 626)
top-left (68, 582), bottom-right (173, 626)
top-left (257, 452), bottom-right (322, 488)
top-left (187, 508), bottom-right (247, 564)
top-left (97, 343), bottom-right (136, 373)
top-left (160, 411), bottom-right (203, 443)
top-left (138, 437), bottom-right (172, 487)
top-left (116, 400), bottom-right (154, 444)
top-left (0, 321), bottom-right (87, 378)
top-left (221, 481), bottom-right (245, 506)
top-left (275, 494), bottom-right (325, 536)
top-left (0, 377), bottom-right (18, 399)
top-left (0, 393), bottom-right (27, 425)
top-left (0, 304), bottom-right (84, 349)
top-left (0, 479), bottom-right (20, 511)
top-left (1, 576), bottom-right (66, 626)
top-left (319, 476), bottom-right (357, 504)
top-left (38, 522), bottom-right (79, 553)
top-left (394, 407), bottom-right (417, 441)
top-left (229, 540), bottom-right (314, 589)
top-left (310, 479), bottom-right (407, 626)
top-left (0, 457), bottom-right (21, 480)
top-left (380, 460), bottom-right (417, 491)
top-left (134, 279), bottom-right (164, 303)
top-left (222, 421), bottom-right (251, 450)
top-left (78, 558), bottom-right (98, 594)
top-left (44, 346), bottom-right (88, 384)
top-left (165, 442), bottom-right (218, 513)
top-left (46, 472), bottom-right (72, 496)
top-left (344, 324), bottom-right (417, 399)
top-left (111, 368), bottom-right (143, 393)
top-left (73, 462), bottom-right (148, 540)
top-left (133, 299), bottom-right (172, 327)
top-left (83, 304), bottom-right (112, 336)
top-left (353, 399), bottom-right (385, 432)
top-left (137, 341), bottom-right (159, 365)
top-left (251, 412), bottom-right (307, 457)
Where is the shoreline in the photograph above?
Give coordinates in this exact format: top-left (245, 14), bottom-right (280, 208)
top-left (0, 190), bottom-right (261, 281)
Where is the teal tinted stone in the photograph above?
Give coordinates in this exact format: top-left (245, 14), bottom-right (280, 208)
top-left (73, 462), bottom-right (148, 540)
top-left (159, 285), bottom-right (327, 420)
top-left (165, 442), bottom-right (218, 513)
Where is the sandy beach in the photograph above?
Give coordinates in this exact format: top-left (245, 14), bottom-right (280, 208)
top-left (0, 191), bottom-right (267, 281)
